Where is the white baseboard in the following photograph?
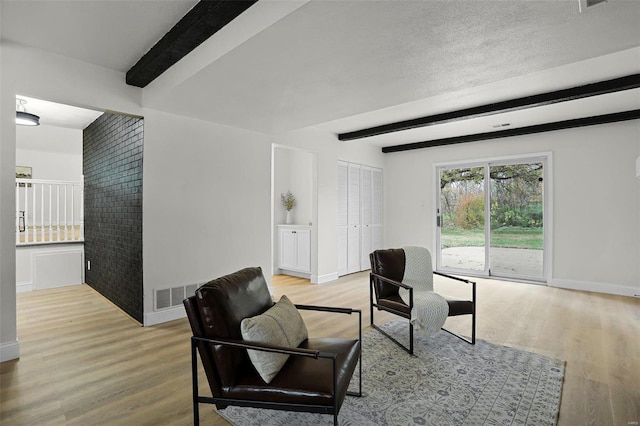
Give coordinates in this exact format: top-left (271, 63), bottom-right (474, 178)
top-left (0, 340), bottom-right (20, 362)
top-left (551, 278), bottom-right (639, 297)
top-left (16, 282), bottom-right (33, 293)
top-left (278, 269), bottom-right (311, 280)
top-left (143, 306), bottom-right (186, 326)
top-left (312, 272), bottom-right (339, 284)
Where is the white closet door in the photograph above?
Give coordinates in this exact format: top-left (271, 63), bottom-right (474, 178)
top-left (360, 167), bottom-right (373, 267)
top-left (338, 162), bottom-right (383, 276)
top-left (360, 167), bottom-right (372, 226)
top-left (371, 224), bottom-right (382, 253)
top-left (338, 227), bottom-right (348, 276)
top-left (338, 162), bottom-right (349, 276)
top-left (346, 164), bottom-right (361, 273)
top-left (372, 168), bottom-right (383, 227)
top-left (371, 168), bottom-right (383, 252)
top-left (347, 226), bottom-right (360, 274)
top-left (347, 164), bottom-right (360, 226)
top-left (338, 162), bottom-right (348, 227)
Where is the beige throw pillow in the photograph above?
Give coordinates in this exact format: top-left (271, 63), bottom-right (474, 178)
top-left (240, 295), bottom-right (308, 383)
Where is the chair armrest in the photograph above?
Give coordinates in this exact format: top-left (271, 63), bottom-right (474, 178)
top-left (434, 270), bottom-right (474, 284)
top-left (433, 271), bottom-right (476, 302)
top-left (295, 305), bottom-right (363, 345)
top-left (295, 304), bottom-right (360, 315)
top-left (192, 335), bottom-right (333, 359)
top-left (370, 272), bottom-right (413, 290)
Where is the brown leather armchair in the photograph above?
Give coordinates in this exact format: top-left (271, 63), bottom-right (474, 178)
top-left (183, 267), bottom-right (362, 426)
top-left (370, 248), bottom-right (476, 355)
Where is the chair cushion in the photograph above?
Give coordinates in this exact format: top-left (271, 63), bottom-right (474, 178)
top-left (241, 295), bottom-right (309, 383)
top-left (225, 337), bottom-right (360, 408)
top-left (446, 298), bottom-right (475, 316)
top-left (376, 294), bottom-right (411, 317)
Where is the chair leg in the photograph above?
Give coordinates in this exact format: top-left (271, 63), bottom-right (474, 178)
top-left (471, 309), bottom-right (476, 345)
top-left (371, 322), bottom-right (413, 355)
top-left (369, 278), bottom-right (374, 326)
top-left (191, 339), bottom-right (200, 426)
top-left (409, 321), bottom-right (414, 355)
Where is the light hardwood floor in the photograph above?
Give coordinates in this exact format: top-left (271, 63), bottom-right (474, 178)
top-left (1, 273), bottom-right (638, 425)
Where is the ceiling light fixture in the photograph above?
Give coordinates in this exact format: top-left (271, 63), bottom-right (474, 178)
top-left (16, 98), bottom-right (40, 126)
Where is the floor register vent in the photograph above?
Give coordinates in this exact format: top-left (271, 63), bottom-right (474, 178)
top-left (154, 284), bottom-right (199, 311)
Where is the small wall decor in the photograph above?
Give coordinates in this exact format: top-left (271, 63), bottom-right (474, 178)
top-left (16, 166), bottom-right (32, 187)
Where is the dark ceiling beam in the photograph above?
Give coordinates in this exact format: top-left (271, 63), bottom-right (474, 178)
top-left (381, 109), bottom-right (640, 153)
top-left (339, 73), bottom-right (640, 141)
top-left (126, 0), bottom-right (258, 88)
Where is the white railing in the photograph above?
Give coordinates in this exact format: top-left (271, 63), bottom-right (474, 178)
top-left (16, 178), bottom-right (84, 245)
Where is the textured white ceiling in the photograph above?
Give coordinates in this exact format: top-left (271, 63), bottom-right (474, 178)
top-left (1, 0), bottom-right (198, 73)
top-left (144, 0), bottom-right (640, 137)
top-left (3, 0), bottom-right (639, 144)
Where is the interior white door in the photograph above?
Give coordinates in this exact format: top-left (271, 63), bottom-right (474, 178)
top-left (338, 162), bottom-right (383, 276)
top-left (371, 168), bottom-right (383, 253)
top-left (360, 167), bottom-right (373, 267)
top-left (347, 163), bottom-right (361, 274)
top-left (337, 162), bottom-right (349, 276)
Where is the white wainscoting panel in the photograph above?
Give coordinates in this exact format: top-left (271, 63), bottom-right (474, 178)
top-left (34, 250), bottom-right (83, 290)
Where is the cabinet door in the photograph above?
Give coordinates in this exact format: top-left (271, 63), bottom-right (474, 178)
top-left (296, 229), bottom-right (311, 272)
top-left (280, 229), bottom-right (297, 270)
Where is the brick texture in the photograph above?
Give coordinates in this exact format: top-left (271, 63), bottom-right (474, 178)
top-left (83, 113), bottom-right (143, 323)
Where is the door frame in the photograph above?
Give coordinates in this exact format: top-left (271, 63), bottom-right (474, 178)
top-left (433, 152), bottom-right (553, 284)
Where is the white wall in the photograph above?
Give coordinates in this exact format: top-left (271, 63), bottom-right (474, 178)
top-left (0, 40), bottom-right (20, 362)
top-left (384, 120), bottom-right (640, 296)
top-left (273, 147), bottom-right (313, 226)
top-left (16, 125), bottom-right (83, 181)
top-left (0, 42), bottom-right (141, 361)
top-left (142, 109), bottom-right (273, 325)
top-left (15, 125), bottom-right (84, 225)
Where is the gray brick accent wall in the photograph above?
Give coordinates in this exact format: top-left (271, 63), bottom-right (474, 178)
top-left (83, 113), bottom-right (143, 323)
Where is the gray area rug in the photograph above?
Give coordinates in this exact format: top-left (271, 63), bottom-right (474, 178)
top-left (217, 320), bottom-right (565, 425)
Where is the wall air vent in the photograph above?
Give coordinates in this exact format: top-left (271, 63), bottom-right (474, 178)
top-left (154, 284), bottom-right (200, 311)
top-left (155, 289), bottom-right (171, 310)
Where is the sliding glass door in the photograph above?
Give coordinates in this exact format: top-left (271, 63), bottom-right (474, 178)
top-left (437, 157), bottom-right (547, 282)
top-left (438, 166), bottom-right (486, 272)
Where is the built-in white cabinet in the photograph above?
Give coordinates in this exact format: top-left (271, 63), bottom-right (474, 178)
top-left (338, 162), bottom-right (383, 276)
top-left (278, 225), bottom-right (311, 274)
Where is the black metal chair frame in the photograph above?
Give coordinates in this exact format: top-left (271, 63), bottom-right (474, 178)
top-left (370, 270), bottom-right (476, 355)
top-left (190, 305), bottom-right (362, 426)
